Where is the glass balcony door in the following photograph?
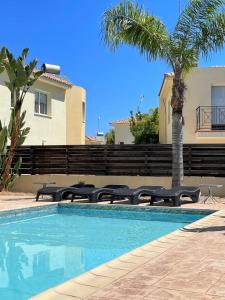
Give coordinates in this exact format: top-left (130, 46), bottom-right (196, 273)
top-left (211, 86), bottom-right (225, 130)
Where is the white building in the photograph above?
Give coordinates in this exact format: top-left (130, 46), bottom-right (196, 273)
top-left (110, 118), bottom-right (134, 144)
top-left (0, 71), bottom-right (86, 145)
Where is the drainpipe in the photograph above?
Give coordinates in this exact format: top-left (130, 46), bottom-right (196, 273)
top-left (162, 98), bottom-right (167, 143)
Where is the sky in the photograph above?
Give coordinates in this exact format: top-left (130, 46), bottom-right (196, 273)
top-left (1, 0), bottom-right (225, 135)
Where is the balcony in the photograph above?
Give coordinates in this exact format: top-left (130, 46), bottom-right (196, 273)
top-left (196, 106), bottom-right (225, 131)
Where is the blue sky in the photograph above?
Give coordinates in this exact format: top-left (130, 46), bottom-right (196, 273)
top-left (1, 0), bottom-right (225, 135)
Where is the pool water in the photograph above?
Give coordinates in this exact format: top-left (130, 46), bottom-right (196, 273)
top-left (0, 204), bottom-right (212, 299)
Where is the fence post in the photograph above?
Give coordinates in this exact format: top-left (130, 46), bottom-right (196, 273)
top-left (30, 146), bottom-right (34, 175)
top-left (66, 147), bottom-right (69, 175)
top-left (145, 146), bottom-right (151, 175)
top-left (188, 145), bottom-right (192, 176)
top-left (104, 145), bottom-right (108, 175)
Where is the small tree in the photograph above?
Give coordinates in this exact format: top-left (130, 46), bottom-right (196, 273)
top-left (0, 48), bottom-right (43, 191)
top-left (129, 108), bottom-right (159, 144)
top-left (105, 128), bottom-right (115, 144)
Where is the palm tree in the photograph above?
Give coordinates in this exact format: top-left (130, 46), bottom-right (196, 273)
top-left (0, 48), bottom-right (43, 190)
top-left (102, 0), bottom-right (225, 187)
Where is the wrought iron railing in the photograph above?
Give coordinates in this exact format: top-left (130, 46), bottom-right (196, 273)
top-left (196, 106), bottom-right (225, 131)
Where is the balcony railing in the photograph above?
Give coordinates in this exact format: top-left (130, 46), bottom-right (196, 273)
top-left (196, 106), bottom-right (225, 131)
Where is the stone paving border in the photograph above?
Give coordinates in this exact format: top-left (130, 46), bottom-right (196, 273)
top-left (30, 206), bottom-right (221, 300)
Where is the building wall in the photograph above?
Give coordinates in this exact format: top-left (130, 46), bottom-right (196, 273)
top-left (114, 123), bottom-right (134, 144)
top-left (0, 72), bottom-right (67, 145)
top-left (66, 85), bottom-right (86, 145)
top-left (159, 67), bottom-right (225, 144)
top-left (12, 174), bottom-right (225, 197)
top-left (159, 77), bottom-right (173, 144)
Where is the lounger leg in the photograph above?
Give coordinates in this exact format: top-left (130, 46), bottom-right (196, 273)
top-left (191, 191), bottom-right (201, 203)
top-left (133, 194), bottom-right (139, 205)
top-left (110, 195), bottom-right (115, 204)
top-left (53, 193), bottom-right (62, 202)
top-left (71, 194), bottom-right (75, 202)
top-left (90, 194), bottom-right (97, 203)
top-left (150, 196), bottom-right (155, 206)
top-left (172, 196), bottom-right (181, 207)
top-left (36, 192), bottom-right (40, 201)
top-left (164, 199), bottom-right (170, 203)
top-left (130, 195), bottom-right (136, 205)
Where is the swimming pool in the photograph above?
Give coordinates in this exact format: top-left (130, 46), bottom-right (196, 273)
top-left (0, 203), bottom-right (214, 300)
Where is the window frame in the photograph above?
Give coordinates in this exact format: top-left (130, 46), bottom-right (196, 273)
top-left (34, 90), bottom-right (49, 116)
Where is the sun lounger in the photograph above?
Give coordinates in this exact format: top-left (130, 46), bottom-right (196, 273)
top-left (36, 184), bottom-right (95, 202)
top-left (150, 186), bottom-right (201, 206)
top-left (110, 186), bottom-right (164, 205)
top-left (71, 185), bottom-right (129, 203)
top-left (71, 185), bottom-right (163, 204)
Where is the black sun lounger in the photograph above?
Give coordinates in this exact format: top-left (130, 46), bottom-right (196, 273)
top-left (36, 184), bottom-right (95, 202)
top-left (71, 185), bottom-right (129, 203)
top-left (150, 186), bottom-right (201, 207)
top-left (110, 186), bottom-right (164, 205)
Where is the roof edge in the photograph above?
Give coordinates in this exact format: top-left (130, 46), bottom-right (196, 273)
top-left (40, 72), bottom-right (73, 88)
top-left (158, 72), bottom-right (174, 97)
top-left (110, 118), bottom-right (130, 125)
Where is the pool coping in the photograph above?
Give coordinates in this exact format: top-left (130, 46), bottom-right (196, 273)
top-left (20, 203), bottom-right (220, 300)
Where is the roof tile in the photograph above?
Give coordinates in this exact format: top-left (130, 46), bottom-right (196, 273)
top-left (110, 118), bottom-right (130, 125)
top-left (41, 72), bottom-right (72, 87)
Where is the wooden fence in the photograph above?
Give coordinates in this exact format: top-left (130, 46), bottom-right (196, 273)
top-left (12, 144), bottom-right (225, 177)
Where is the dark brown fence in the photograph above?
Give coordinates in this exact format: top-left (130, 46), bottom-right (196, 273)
top-left (13, 144), bottom-right (225, 177)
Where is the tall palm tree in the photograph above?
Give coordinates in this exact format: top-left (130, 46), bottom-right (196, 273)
top-left (102, 0), bottom-right (225, 186)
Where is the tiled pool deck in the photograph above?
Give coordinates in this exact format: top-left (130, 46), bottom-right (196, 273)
top-left (1, 194), bottom-right (225, 300)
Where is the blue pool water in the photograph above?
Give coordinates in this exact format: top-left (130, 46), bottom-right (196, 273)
top-left (0, 204), bottom-right (213, 299)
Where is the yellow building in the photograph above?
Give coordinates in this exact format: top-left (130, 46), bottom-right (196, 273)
top-left (159, 67), bottom-right (225, 144)
top-left (0, 71), bottom-right (86, 145)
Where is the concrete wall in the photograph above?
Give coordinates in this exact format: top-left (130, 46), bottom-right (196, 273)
top-left (12, 174), bottom-right (225, 197)
top-left (114, 123), bottom-right (134, 144)
top-left (159, 67), bottom-right (225, 144)
top-left (66, 85), bottom-right (86, 145)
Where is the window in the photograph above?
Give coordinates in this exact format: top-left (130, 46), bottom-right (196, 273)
top-left (211, 86), bottom-right (225, 130)
top-left (35, 91), bottom-right (48, 115)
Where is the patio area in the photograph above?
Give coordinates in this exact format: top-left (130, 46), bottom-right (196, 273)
top-left (1, 193), bottom-right (225, 300)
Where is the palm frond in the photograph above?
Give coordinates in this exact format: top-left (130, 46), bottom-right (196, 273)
top-left (169, 38), bottom-right (198, 72)
top-left (194, 12), bottom-right (225, 56)
top-left (175, 0), bottom-right (225, 57)
top-left (102, 0), bottom-right (170, 61)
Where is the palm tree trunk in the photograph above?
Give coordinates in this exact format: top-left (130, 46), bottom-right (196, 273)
top-left (171, 69), bottom-right (185, 187)
top-left (172, 112), bottom-right (183, 187)
top-left (0, 90), bottom-right (20, 191)
top-left (0, 141), bottom-right (17, 191)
